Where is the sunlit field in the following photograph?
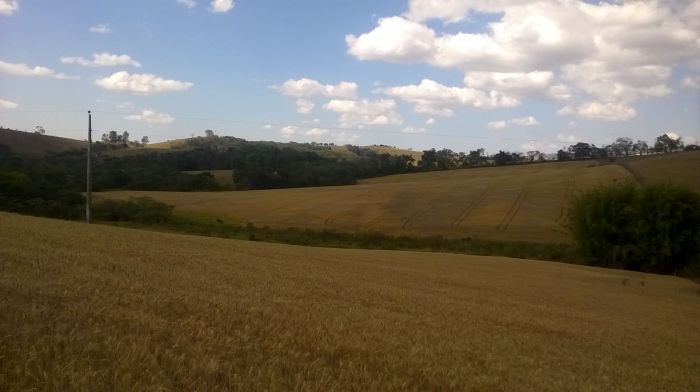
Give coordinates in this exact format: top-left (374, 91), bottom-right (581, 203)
top-left (620, 151), bottom-right (700, 193)
top-left (99, 160), bottom-right (633, 243)
top-left (1, 212), bottom-right (698, 390)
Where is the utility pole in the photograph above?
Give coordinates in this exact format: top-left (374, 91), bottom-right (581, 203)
top-left (86, 110), bottom-right (92, 224)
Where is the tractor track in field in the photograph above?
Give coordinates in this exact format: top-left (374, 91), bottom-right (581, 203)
top-left (555, 177), bottom-right (576, 224)
top-left (401, 206), bottom-right (433, 229)
top-left (450, 188), bottom-right (490, 228)
top-left (496, 187), bottom-right (531, 232)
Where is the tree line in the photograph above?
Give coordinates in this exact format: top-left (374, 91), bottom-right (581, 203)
top-left (1, 128), bottom-right (696, 219)
top-left (417, 132), bottom-right (696, 171)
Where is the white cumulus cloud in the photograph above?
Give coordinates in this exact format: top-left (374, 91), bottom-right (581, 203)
top-left (89, 24), bottom-right (112, 34)
top-left (304, 128), bottom-right (329, 136)
top-left (61, 52), bottom-right (141, 68)
top-left (664, 131), bottom-right (682, 141)
top-left (280, 126), bottom-right (297, 138)
top-left (0, 0), bottom-right (19, 15)
top-left (348, 0), bottom-right (700, 122)
top-left (384, 79), bottom-right (519, 116)
top-left (521, 139), bottom-right (559, 153)
top-left (0, 60), bottom-right (76, 80)
top-left (279, 78), bottom-right (358, 99)
top-left (402, 126), bottom-right (427, 134)
top-left (95, 71), bottom-right (193, 95)
top-left (557, 133), bottom-right (577, 143)
top-left (346, 16), bottom-right (436, 63)
top-left (0, 98), bottom-right (18, 109)
top-left (323, 98), bottom-right (403, 127)
top-left (558, 101), bottom-right (636, 121)
top-left (335, 131), bottom-right (359, 144)
top-left (295, 99), bottom-right (315, 114)
top-left (210, 0), bottom-right (234, 13)
top-left (488, 116), bottom-right (540, 129)
top-left (510, 116), bottom-right (540, 126)
top-left (682, 75), bottom-right (700, 89)
top-left (125, 109), bottom-right (175, 124)
top-left (177, 0), bottom-right (197, 9)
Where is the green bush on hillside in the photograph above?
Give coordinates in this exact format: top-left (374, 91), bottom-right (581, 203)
top-left (567, 182), bottom-right (700, 275)
top-left (92, 197), bottom-right (174, 224)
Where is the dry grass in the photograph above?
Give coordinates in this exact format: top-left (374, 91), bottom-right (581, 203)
top-left (98, 160), bottom-right (632, 243)
top-left (1, 212), bottom-right (698, 390)
top-left (617, 151), bottom-right (700, 193)
top-left (148, 139), bottom-right (189, 149)
top-left (366, 145), bottom-right (424, 162)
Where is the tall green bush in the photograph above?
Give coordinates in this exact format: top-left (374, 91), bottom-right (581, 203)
top-left (92, 197), bottom-right (174, 224)
top-left (567, 182), bottom-right (700, 274)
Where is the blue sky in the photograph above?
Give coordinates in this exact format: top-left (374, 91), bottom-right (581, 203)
top-left (0, 0), bottom-right (698, 153)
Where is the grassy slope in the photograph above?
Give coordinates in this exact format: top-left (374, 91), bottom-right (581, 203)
top-left (0, 128), bottom-right (85, 157)
top-left (99, 160), bottom-right (633, 243)
top-left (1, 212), bottom-right (698, 390)
top-left (617, 151), bottom-right (700, 193)
top-left (366, 145), bottom-right (423, 162)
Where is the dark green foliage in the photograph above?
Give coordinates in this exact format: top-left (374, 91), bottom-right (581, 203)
top-left (0, 145), bottom-right (84, 219)
top-left (557, 149), bottom-right (572, 161)
top-left (93, 137), bottom-right (415, 191)
top-left (92, 197), bottom-right (173, 223)
top-left (110, 216), bottom-right (580, 265)
top-left (567, 182), bottom-right (700, 274)
top-left (493, 150), bottom-right (521, 165)
top-left (655, 134), bottom-right (684, 153)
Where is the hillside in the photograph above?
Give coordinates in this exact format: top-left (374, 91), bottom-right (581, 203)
top-left (98, 152), bottom-right (699, 243)
top-left (617, 151), bottom-right (700, 193)
top-left (1, 212), bottom-right (698, 390)
top-left (0, 128), bottom-right (85, 156)
top-left (99, 160), bottom-right (633, 243)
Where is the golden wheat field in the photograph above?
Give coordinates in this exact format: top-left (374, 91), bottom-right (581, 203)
top-left (1, 212), bottom-right (699, 390)
top-left (100, 160), bottom-right (633, 243)
top-left (620, 151), bottom-right (700, 193)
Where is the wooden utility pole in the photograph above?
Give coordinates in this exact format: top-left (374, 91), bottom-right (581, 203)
top-left (86, 110), bottom-right (92, 224)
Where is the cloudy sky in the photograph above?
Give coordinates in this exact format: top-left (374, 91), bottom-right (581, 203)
top-left (0, 0), bottom-right (698, 152)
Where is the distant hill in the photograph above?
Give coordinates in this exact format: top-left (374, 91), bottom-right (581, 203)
top-left (147, 137), bottom-right (423, 162)
top-left (0, 128), bottom-right (85, 157)
top-left (0, 128), bottom-right (423, 163)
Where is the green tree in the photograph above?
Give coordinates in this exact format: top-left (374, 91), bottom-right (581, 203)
top-left (557, 149), bottom-right (572, 161)
top-left (655, 133), bottom-right (683, 153)
top-left (567, 182), bottom-right (700, 275)
top-left (568, 142), bottom-right (594, 159)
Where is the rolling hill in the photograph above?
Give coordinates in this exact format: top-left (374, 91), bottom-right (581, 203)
top-left (99, 160), bottom-right (633, 243)
top-left (618, 151), bottom-right (700, 193)
top-left (1, 212), bottom-right (698, 390)
top-left (98, 152), bottom-right (699, 244)
top-left (0, 127), bottom-right (85, 156)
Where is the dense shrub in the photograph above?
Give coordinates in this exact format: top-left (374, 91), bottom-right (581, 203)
top-left (92, 197), bottom-right (174, 223)
top-left (567, 182), bottom-right (700, 274)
